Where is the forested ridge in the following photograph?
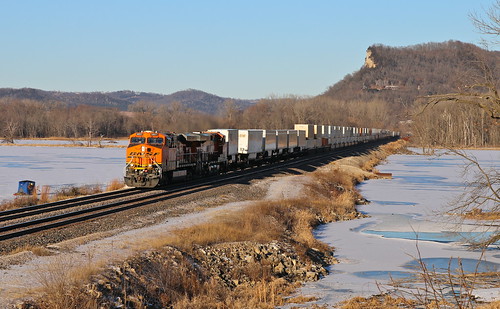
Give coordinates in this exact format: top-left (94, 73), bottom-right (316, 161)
top-left (0, 88), bottom-right (256, 115)
top-left (324, 41), bottom-right (499, 117)
top-left (1, 40), bottom-right (498, 147)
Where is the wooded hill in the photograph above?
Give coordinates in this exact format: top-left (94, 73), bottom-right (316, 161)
top-left (322, 40), bottom-right (500, 118)
top-left (0, 88), bottom-right (256, 115)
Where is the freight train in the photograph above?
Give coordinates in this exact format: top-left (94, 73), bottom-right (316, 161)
top-left (124, 124), bottom-right (398, 188)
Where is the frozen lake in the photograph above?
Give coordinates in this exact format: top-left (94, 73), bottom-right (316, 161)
top-left (294, 149), bottom-right (500, 307)
top-left (0, 145), bottom-right (125, 202)
top-left (8, 139), bottom-right (128, 147)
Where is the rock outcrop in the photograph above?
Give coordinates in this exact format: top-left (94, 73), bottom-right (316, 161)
top-left (78, 241), bottom-right (337, 308)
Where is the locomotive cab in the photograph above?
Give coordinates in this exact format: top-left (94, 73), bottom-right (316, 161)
top-left (124, 130), bottom-right (227, 188)
top-left (124, 131), bottom-right (169, 188)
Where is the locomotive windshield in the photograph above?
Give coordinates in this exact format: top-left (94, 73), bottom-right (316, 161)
top-left (147, 137), bottom-right (164, 146)
top-left (129, 137), bottom-right (145, 145)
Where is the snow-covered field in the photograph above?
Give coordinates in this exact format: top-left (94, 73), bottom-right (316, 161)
top-left (9, 139), bottom-right (128, 147)
top-left (0, 145), bottom-right (125, 202)
top-left (296, 149), bottom-right (500, 306)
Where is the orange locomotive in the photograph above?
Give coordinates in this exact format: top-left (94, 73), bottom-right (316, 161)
top-left (124, 131), bottom-right (226, 188)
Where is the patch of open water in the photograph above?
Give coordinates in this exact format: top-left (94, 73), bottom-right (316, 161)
top-left (363, 230), bottom-right (499, 245)
top-left (402, 257), bottom-right (499, 274)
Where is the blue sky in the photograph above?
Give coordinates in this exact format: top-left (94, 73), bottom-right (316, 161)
top-left (0, 0), bottom-right (497, 99)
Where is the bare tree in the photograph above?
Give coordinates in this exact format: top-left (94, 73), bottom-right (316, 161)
top-left (422, 63), bottom-right (499, 119)
top-left (421, 0), bottom-right (500, 119)
top-left (469, 0), bottom-right (500, 47)
top-left (415, 2), bottom-right (500, 249)
top-left (220, 99), bottom-right (240, 128)
top-left (447, 150), bottom-right (500, 247)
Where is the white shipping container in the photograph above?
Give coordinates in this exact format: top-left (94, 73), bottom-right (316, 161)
top-left (347, 127), bottom-right (354, 137)
top-left (334, 126), bottom-right (343, 137)
top-left (297, 130), bottom-right (307, 149)
top-left (325, 125), bottom-right (332, 138)
top-left (207, 129), bottom-right (239, 156)
top-left (314, 125), bottom-right (324, 138)
top-left (287, 130), bottom-right (298, 148)
top-left (294, 124), bottom-right (314, 139)
top-left (238, 130), bottom-right (263, 154)
top-left (332, 126), bottom-right (340, 137)
top-left (276, 130), bottom-right (288, 151)
top-left (263, 130), bottom-right (277, 152)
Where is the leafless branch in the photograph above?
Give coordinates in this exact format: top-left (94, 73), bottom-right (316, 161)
top-left (469, 0), bottom-right (500, 46)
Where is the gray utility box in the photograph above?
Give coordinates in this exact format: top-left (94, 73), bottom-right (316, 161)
top-left (238, 130), bottom-right (263, 155)
top-left (294, 124), bottom-right (314, 139)
top-left (263, 130), bottom-right (277, 152)
top-left (207, 129), bottom-right (239, 156)
top-left (276, 130), bottom-right (288, 152)
top-left (287, 130), bottom-right (298, 148)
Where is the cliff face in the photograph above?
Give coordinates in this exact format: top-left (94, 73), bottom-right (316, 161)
top-left (364, 48), bottom-right (377, 69)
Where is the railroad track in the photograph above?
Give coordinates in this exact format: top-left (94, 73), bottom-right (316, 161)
top-left (0, 138), bottom-right (395, 242)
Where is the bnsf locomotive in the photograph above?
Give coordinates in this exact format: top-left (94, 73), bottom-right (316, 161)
top-left (125, 124), bottom-right (398, 188)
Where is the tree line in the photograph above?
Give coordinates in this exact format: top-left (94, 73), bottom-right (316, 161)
top-left (1, 93), bottom-right (498, 148)
top-left (0, 95), bottom-right (397, 140)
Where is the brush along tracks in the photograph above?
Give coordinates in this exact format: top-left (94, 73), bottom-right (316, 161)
top-left (0, 138), bottom-right (397, 244)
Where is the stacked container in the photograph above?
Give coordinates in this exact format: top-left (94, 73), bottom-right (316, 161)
top-left (294, 124), bottom-right (314, 139)
top-left (276, 130), bottom-right (288, 153)
top-left (238, 130), bottom-right (263, 160)
top-left (287, 130), bottom-right (298, 150)
top-left (263, 130), bottom-right (277, 155)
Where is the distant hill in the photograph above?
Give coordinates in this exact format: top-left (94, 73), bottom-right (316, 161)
top-left (0, 88), bottom-right (257, 114)
top-left (106, 89), bottom-right (257, 114)
top-left (322, 40), bottom-right (500, 113)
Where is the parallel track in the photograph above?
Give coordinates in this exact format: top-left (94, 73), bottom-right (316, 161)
top-left (0, 138), bottom-right (396, 242)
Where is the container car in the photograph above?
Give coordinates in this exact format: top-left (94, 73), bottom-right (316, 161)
top-left (124, 124), bottom-right (398, 188)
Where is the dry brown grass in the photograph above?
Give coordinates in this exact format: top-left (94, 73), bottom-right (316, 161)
top-left (0, 196), bottom-right (38, 211)
top-left (106, 178), bottom-right (125, 191)
top-left (477, 300), bottom-right (500, 308)
top-left (0, 183), bottom-right (107, 211)
top-left (55, 184), bottom-right (102, 199)
top-left (9, 245), bottom-right (53, 257)
top-left (31, 253), bottom-right (105, 309)
top-left (169, 277), bottom-right (295, 309)
top-left (463, 209), bottom-right (500, 221)
top-left (165, 198), bottom-right (322, 251)
top-left (39, 185), bottom-right (51, 203)
top-left (341, 295), bottom-right (418, 309)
